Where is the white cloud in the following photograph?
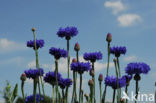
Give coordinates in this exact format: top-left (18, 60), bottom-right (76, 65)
top-left (117, 14), bottom-right (142, 27)
top-left (123, 55), bottom-right (137, 62)
top-left (104, 1), bottom-right (126, 14)
top-left (0, 38), bottom-right (26, 53)
top-left (27, 56), bottom-right (114, 73)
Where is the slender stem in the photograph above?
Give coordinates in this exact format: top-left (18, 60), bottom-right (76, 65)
top-left (116, 57), bottom-right (121, 100)
top-left (99, 82), bottom-right (102, 103)
top-left (92, 62), bottom-right (96, 103)
top-left (125, 85), bottom-right (128, 103)
top-left (33, 80), bottom-right (37, 103)
top-left (55, 60), bottom-right (59, 103)
top-left (102, 42), bottom-right (110, 103)
top-left (71, 71), bottom-right (75, 103)
top-left (62, 89), bottom-right (65, 103)
top-left (79, 74), bottom-right (82, 103)
top-left (135, 80), bottom-right (138, 103)
top-left (114, 60), bottom-right (120, 103)
top-left (52, 86), bottom-right (55, 103)
top-left (112, 89), bottom-right (116, 103)
top-left (90, 86), bottom-right (93, 103)
top-left (116, 57), bottom-right (121, 77)
top-left (33, 31), bottom-right (45, 97)
top-left (67, 39), bottom-right (70, 78)
top-left (21, 81), bottom-right (25, 103)
top-left (81, 90), bottom-right (84, 103)
top-left (106, 42), bottom-right (110, 76)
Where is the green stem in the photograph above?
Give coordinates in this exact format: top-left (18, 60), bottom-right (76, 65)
top-left (92, 62), bottom-right (96, 103)
top-left (79, 74), bottom-right (82, 103)
top-left (114, 60), bottom-right (120, 103)
top-left (67, 39), bottom-right (70, 78)
top-left (21, 81), bottom-right (25, 103)
top-left (62, 89), bottom-right (65, 103)
top-left (90, 86), bottom-right (93, 103)
top-left (135, 80), bottom-right (138, 103)
top-left (116, 57), bottom-right (121, 77)
top-left (99, 82), bottom-right (102, 103)
top-left (102, 42), bottom-right (110, 103)
top-left (52, 86), bottom-right (55, 103)
top-left (125, 85), bottom-right (128, 103)
top-left (33, 80), bottom-right (37, 103)
top-left (55, 60), bottom-right (59, 103)
top-left (112, 89), bottom-right (116, 103)
top-left (116, 57), bottom-right (121, 100)
top-left (33, 31), bottom-right (45, 97)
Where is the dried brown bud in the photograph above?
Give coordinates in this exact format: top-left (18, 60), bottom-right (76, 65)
top-left (72, 58), bottom-right (77, 63)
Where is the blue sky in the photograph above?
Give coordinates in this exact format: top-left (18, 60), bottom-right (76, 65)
top-left (0, 0), bottom-right (156, 102)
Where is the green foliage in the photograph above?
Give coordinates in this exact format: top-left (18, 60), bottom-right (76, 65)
top-left (2, 81), bottom-right (18, 103)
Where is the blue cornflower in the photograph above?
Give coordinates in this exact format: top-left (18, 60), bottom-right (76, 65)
top-left (125, 62), bottom-right (150, 75)
top-left (44, 71), bottom-right (62, 86)
top-left (110, 46), bottom-right (126, 57)
top-left (25, 94), bottom-right (43, 103)
top-left (83, 52), bottom-right (103, 62)
top-left (105, 76), bottom-right (126, 89)
top-left (70, 62), bottom-right (91, 74)
top-left (27, 39), bottom-right (44, 50)
top-left (57, 26), bottom-right (78, 40)
top-left (49, 47), bottom-right (67, 60)
top-left (59, 78), bottom-right (72, 89)
top-left (24, 68), bottom-right (44, 79)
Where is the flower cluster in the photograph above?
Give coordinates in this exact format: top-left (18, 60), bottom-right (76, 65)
top-left (57, 26), bottom-right (78, 39)
top-left (27, 39), bottom-right (44, 50)
top-left (59, 78), bottom-right (72, 89)
top-left (83, 52), bottom-right (103, 62)
top-left (125, 62), bottom-right (150, 75)
top-left (24, 68), bottom-right (44, 79)
top-left (44, 71), bottom-right (62, 86)
top-left (110, 46), bottom-right (126, 57)
top-left (105, 76), bottom-right (126, 89)
top-left (70, 62), bottom-right (91, 74)
top-left (49, 47), bottom-right (67, 60)
top-left (25, 94), bottom-right (43, 103)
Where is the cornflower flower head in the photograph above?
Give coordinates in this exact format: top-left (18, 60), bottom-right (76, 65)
top-left (83, 52), bottom-right (103, 62)
top-left (27, 39), bottom-right (44, 50)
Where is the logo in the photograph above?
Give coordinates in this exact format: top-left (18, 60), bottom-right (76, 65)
top-left (122, 91), bottom-right (155, 102)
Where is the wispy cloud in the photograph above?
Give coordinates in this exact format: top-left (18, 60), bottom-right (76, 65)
top-left (27, 56), bottom-right (114, 73)
top-left (123, 55), bottom-right (137, 62)
top-left (0, 38), bottom-right (26, 53)
top-left (0, 56), bottom-right (24, 66)
top-left (104, 0), bottom-right (127, 15)
top-left (117, 14), bottom-right (142, 27)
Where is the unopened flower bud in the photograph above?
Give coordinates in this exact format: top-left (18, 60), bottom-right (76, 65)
top-left (31, 27), bottom-right (35, 32)
top-left (74, 42), bottom-right (80, 51)
top-left (113, 58), bottom-right (117, 63)
top-left (88, 79), bottom-right (94, 86)
top-left (84, 93), bottom-right (89, 97)
top-left (134, 74), bottom-right (141, 81)
top-left (72, 58), bottom-right (77, 63)
top-left (89, 69), bottom-right (94, 77)
top-left (120, 98), bottom-right (126, 103)
top-left (106, 33), bottom-right (112, 42)
top-left (98, 74), bottom-right (103, 82)
top-left (20, 73), bottom-right (26, 81)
